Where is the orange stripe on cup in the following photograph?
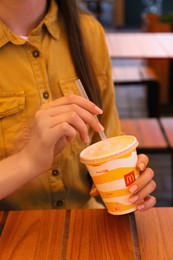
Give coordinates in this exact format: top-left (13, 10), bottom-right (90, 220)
top-left (92, 168), bottom-right (139, 184)
top-left (104, 201), bottom-right (137, 214)
top-left (99, 187), bottom-right (130, 198)
top-left (118, 149), bottom-right (136, 159)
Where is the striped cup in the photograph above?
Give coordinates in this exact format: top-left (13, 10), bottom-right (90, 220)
top-left (80, 135), bottom-right (139, 215)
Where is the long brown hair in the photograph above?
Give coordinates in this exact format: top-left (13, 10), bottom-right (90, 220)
top-left (56, 0), bottom-right (101, 107)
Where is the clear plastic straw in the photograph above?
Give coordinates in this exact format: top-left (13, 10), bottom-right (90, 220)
top-left (75, 79), bottom-right (107, 141)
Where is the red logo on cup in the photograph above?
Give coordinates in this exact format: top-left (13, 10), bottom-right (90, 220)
top-left (114, 202), bottom-right (121, 211)
top-left (124, 171), bottom-right (135, 187)
top-left (96, 169), bottom-right (108, 174)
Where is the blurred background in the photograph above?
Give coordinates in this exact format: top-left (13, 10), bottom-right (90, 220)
top-left (80, 0), bottom-right (173, 207)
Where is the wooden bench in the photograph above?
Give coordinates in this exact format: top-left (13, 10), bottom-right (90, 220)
top-left (120, 118), bottom-right (167, 152)
top-left (159, 117), bottom-right (173, 204)
top-left (160, 117), bottom-right (173, 148)
top-left (112, 66), bottom-right (160, 117)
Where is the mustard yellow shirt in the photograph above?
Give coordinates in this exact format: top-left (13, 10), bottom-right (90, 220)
top-left (0, 0), bottom-right (121, 210)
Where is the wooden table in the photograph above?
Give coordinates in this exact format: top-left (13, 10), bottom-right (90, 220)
top-left (135, 208), bottom-right (173, 260)
top-left (0, 208), bottom-right (172, 259)
top-left (0, 209), bottom-right (135, 260)
top-left (106, 32), bottom-right (173, 104)
top-left (106, 33), bottom-right (173, 59)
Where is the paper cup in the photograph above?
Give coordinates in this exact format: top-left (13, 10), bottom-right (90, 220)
top-left (80, 135), bottom-right (139, 215)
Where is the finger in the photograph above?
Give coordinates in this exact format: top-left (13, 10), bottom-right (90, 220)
top-left (129, 179), bottom-right (156, 204)
top-left (54, 135), bottom-right (75, 154)
top-left (45, 104), bottom-right (101, 117)
top-left (136, 154), bottom-right (149, 171)
top-left (48, 122), bottom-right (77, 147)
top-left (35, 109), bottom-right (90, 144)
top-left (42, 94), bottom-right (103, 115)
top-left (129, 167), bottom-right (155, 195)
top-left (46, 106), bottom-right (104, 133)
top-left (137, 195), bottom-right (156, 211)
top-left (49, 111), bottom-right (104, 142)
top-left (90, 184), bottom-right (99, 197)
top-left (51, 112), bottom-right (91, 143)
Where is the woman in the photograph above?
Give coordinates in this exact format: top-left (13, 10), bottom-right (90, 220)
top-left (0, 0), bottom-right (156, 210)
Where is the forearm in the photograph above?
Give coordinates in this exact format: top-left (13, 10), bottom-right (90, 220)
top-left (0, 151), bottom-right (37, 200)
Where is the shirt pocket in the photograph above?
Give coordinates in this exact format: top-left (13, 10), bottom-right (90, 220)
top-left (58, 77), bottom-right (90, 154)
top-left (0, 91), bottom-right (28, 159)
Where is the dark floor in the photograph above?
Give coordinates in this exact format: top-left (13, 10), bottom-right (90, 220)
top-left (81, 1), bottom-right (173, 207)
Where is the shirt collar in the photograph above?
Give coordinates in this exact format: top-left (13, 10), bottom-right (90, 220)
top-left (32, 0), bottom-right (60, 40)
top-left (0, 0), bottom-right (60, 47)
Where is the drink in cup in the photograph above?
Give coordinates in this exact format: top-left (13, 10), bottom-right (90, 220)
top-left (80, 135), bottom-right (139, 215)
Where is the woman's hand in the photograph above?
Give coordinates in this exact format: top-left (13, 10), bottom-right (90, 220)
top-left (21, 94), bottom-right (104, 177)
top-left (1, 94), bottom-right (104, 199)
top-left (128, 153), bottom-right (156, 211)
top-left (90, 153), bottom-right (156, 211)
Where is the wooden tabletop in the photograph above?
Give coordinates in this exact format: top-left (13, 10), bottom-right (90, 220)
top-left (0, 208), bottom-right (172, 259)
top-left (106, 33), bottom-right (173, 59)
top-left (135, 208), bottom-right (173, 260)
top-left (0, 210), bottom-right (66, 259)
top-left (0, 209), bottom-right (135, 260)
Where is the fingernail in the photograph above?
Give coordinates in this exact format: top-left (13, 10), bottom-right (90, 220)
top-left (90, 188), bottom-right (98, 196)
top-left (138, 204), bottom-right (145, 211)
top-left (84, 135), bottom-right (90, 143)
top-left (94, 106), bottom-right (103, 114)
top-left (137, 163), bottom-right (145, 171)
top-left (129, 195), bottom-right (138, 203)
top-left (98, 123), bottom-right (104, 131)
top-left (129, 184), bottom-right (138, 194)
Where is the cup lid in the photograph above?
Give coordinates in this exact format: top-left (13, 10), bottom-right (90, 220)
top-left (80, 135), bottom-right (138, 165)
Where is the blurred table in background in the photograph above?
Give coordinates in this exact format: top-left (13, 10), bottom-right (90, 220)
top-left (106, 32), bottom-right (173, 105)
top-left (106, 32), bottom-right (173, 58)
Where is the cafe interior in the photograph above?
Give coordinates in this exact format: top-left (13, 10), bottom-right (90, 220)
top-left (84, 0), bottom-right (173, 208)
top-left (1, 0), bottom-right (173, 259)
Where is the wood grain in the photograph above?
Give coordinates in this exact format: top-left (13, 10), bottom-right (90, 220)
top-left (0, 210), bottom-right (66, 260)
top-left (0, 211), bottom-right (4, 236)
top-left (160, 117), bottom-right (173, 147)
top-left (66, 209), bottom-right (135, 260)
top-left (106, 33), bottom-right (171, 59)
top-left (120, 118), bottom-right (167, 149)
top-left (135, 208), bottom-right (173, 260)
top-left (0, 211), bottom-right (3, 223)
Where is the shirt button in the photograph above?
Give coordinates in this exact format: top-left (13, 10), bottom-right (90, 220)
top-left (56, 200), bottom-right (63, 207)
top-left (52, 169), bottom-right (58, 176)
top-left (32, 50), bottom-right (40, 58)
top-left (43, 91), bottom-right (49, 99)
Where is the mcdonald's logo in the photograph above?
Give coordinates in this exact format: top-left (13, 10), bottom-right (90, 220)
top-left (124, 171), bottom-right (135, 187)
